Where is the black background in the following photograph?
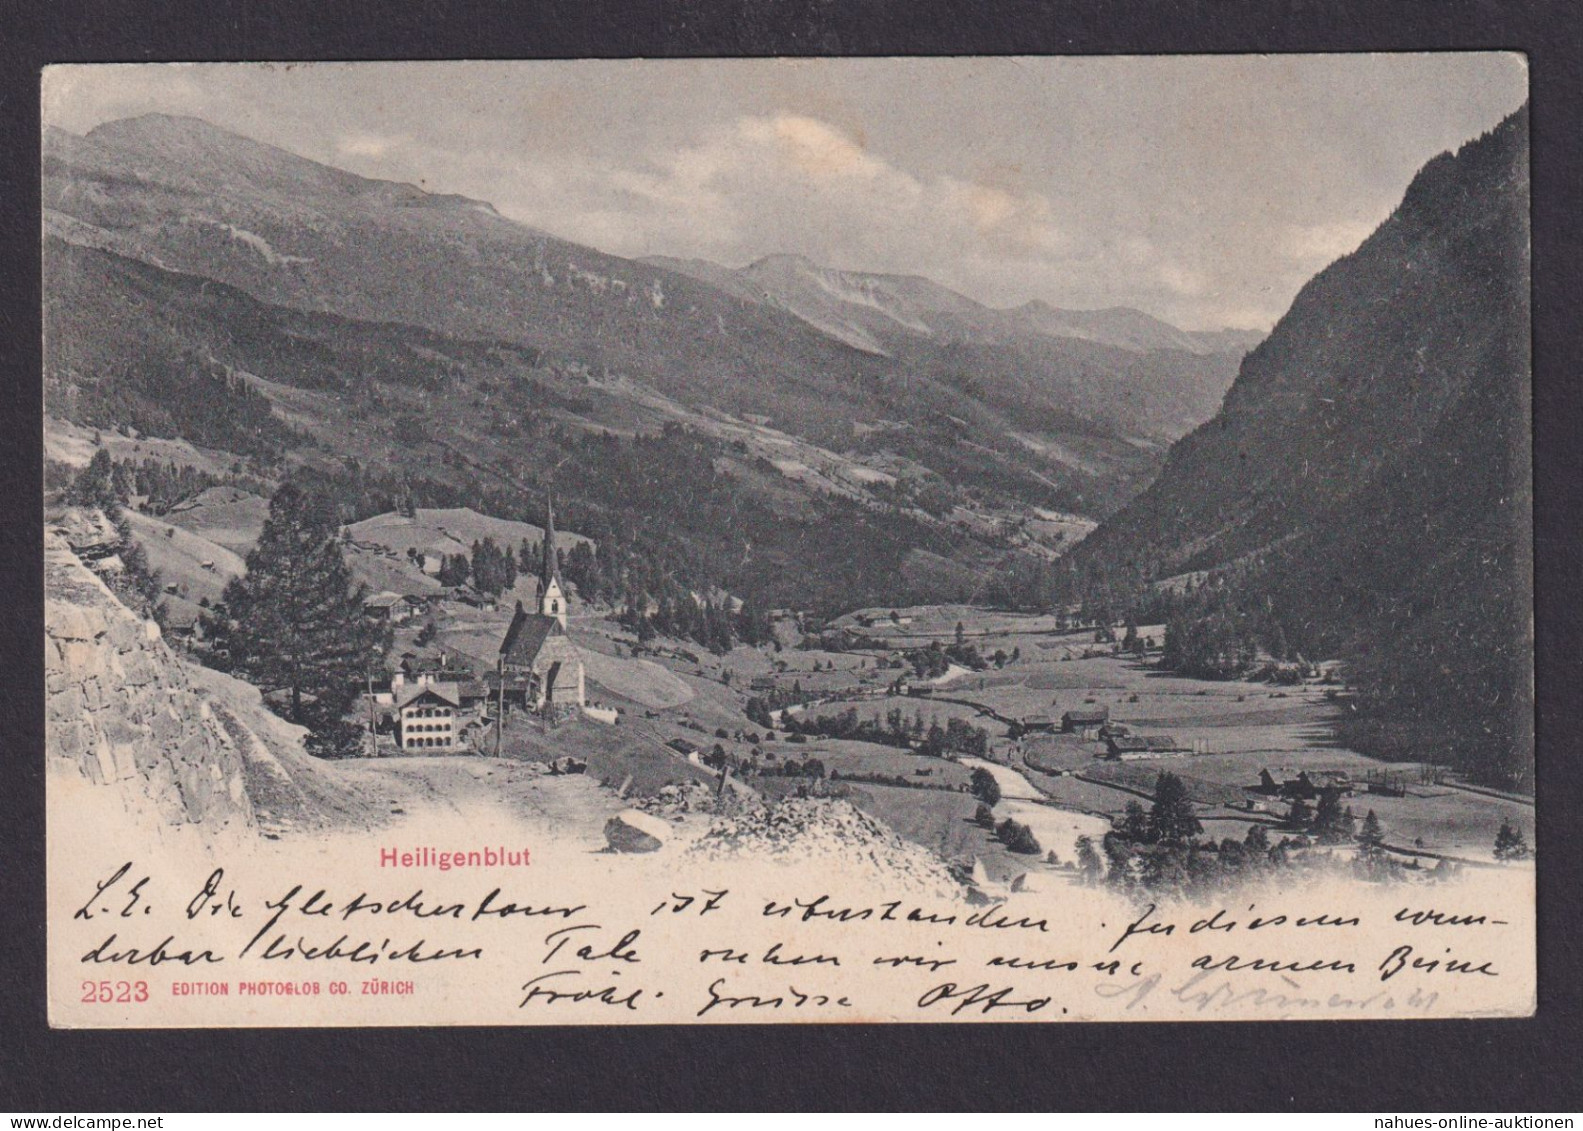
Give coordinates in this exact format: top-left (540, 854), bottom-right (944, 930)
top-left (2, 0), bottom-right (1579, 1112)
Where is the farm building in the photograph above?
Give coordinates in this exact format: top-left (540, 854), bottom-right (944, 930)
top-left (450, 584), bottom-right (497, 611)
top-left (1062, 706), bottom-right (1110, 735)
top-left (1105, 734), bottom-right (1152, 758)
top-left (363, 591), bottom-right (415, 623)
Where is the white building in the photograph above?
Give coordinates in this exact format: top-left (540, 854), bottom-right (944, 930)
top-left (396, 683), bottom-right (460, 752)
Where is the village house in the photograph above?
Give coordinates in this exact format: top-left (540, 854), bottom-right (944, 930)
top-left (1062, 706), bottom-right (1110, 736)
top-left (363, 591), bottom-right (416, 624)
top-left (395, 648), bottom-right (475, 687)
top-left (395, 683), bottom-right (460, 752)
top-left (498, 498), bottom-right (586, 716)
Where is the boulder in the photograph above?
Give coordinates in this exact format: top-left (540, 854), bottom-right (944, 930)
top-left (604, 809), bottom-right (671, 853)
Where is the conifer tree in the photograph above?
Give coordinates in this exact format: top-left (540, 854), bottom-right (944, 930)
top-left (1358, 809), bottom-right (1385, 848)
top-left (68, 449), bottom-right (121, 516)
top-left (1149, 771), bottom-right (1203, 845)
top-left (1075, 835), bottom-right (1104, 885)
top-left (1120, 799), bottom-right (1152, 842)
top-left (969, 766), bottom-right (1002, 807)
top-left (1493, 820), bottom-right (1530, 861)
top-left (203, 484), bottom-right (388, 743)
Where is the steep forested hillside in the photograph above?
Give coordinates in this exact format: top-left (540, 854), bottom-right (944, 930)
top-left (1070, 107), bottom-right (1531, 786)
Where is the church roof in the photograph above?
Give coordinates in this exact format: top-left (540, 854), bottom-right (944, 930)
top-left (500, 601), bottom-right (564, 666)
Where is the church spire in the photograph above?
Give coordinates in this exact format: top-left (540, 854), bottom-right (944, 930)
top-left (541, 494), bottom-right (560, 587)
top-left (535, 494), bottom-right (567, 628)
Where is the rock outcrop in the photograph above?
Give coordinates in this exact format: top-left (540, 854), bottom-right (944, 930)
top-left (689, 798), bottom-right (964, 898)
top-left (46, 525), bottom-right (255, 833)
top-left (604, 809), bottom-right (671, 853)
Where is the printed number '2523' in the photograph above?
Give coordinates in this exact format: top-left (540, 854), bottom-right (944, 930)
top-left (81, 980), bottom-right (149, 1003)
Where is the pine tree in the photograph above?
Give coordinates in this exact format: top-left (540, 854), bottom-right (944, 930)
top-left (1285, 796), bottom-right (1313, 829)
top-left (1314, 789), bottom-right (1353, 843)
top-left (68, 449), bottom-right (121, 516)
top-left (1120, 799), bottom-right (1152, 842)
top-left (1493, 820), bottom-right (1530, 861)
top-left (203, 484), bottom-right (388, 739)
top-left (438, 553), bottom-right (470, 588)
top-left (1075, 835), bottom-right (1104, 885)
top-left (1149, 771), bottom-right (1202, 845)
top-left (1002, 820), bottom-right (1042, 855)
top-left (1357, 809), bottom-right (1384, 848)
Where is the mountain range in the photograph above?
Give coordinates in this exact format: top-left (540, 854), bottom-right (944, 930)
top-left (1070, 105), bottom-right (1531, 785)
top-left (43, 114), bottom-right (1257, 514)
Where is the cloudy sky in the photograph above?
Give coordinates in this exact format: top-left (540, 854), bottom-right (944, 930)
top-left (43, 56), bottom-right (1525, 331)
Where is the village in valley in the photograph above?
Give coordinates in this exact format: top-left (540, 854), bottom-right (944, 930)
top-left (40, 76), bottom-right (1533, 901)
top-left (45, 436), bottom-right (1532, 892)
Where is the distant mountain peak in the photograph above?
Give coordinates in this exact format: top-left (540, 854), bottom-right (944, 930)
top-left (74, 112), bottom-right (502, 218)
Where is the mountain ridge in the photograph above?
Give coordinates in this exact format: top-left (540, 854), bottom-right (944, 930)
top-left (646, 250), bottom-right (1263, 360)
top-left (44, 111), bottom-right (1262, 528)
top-left (1069, 105), bottom-right (1531, 785)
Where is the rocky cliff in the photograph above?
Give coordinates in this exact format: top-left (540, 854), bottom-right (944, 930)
top-left (46, 521), bottom-right (256, 833)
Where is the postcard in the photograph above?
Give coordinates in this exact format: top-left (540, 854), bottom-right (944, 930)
top-left (42, 56), bottom-right (1533, 1025)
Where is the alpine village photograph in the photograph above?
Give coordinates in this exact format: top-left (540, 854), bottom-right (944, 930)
top-left (43, 58), bottom-right (1534, 900)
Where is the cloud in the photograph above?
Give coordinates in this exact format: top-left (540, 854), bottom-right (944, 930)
top-left (471, 112), bottom-right (1084, 302)
top-left (381, 109), bottom-right (1300, 330)
top-left (337, 132), bottom-right (397, 159)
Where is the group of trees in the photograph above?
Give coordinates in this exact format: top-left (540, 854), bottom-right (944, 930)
top-left (969, 766), bottom-right (1002, 807)
top-left (778, 706), bottom-right (990, 759)
top-left (89, 455), bottom-right (270, 516)
top-left (699, 743), bottom-right (825, 781)
top-left (1113, 773), bottom-right (1204, 847)
top-left (966, 768), bottom-right (1041, 854)
top-left (471, 537), bottom-right (520, 596)
top-left (1493, 820), bottom-right (1531, 861)
top-left (1161, 609), bottom-right (1261, 680)
top-left (904, 638), bottom-right (989, 679)
top-left (65, 451), bottom-right (164, 621)
top-left (71, 354), bottom-right (301, 461)
top-left (618, 586), bottom-right (774, 654)
top-left (971, 800), bottom-right (1042, 855)
top-left (434, 537), bottom-right (525, 595)
top-left (1072, 772), bottom-right (1535, 895)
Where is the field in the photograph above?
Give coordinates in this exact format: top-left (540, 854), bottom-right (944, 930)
top-left (164, 486), bottom-right (271, 553)
top-left (124, 510), bottom-right (244, 605)
top-left (696, 607), bottom-right (1532, 865)
top-left (133, 484), bottom-right (1535, 869)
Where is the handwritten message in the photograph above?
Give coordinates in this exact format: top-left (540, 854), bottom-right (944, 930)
top-left (51, 850), bottom-right (1532, 1027)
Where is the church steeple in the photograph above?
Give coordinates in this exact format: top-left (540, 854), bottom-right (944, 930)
top-left (536, 494), bottom-right (566, 628)
top-left (540, 495), bottom-right (560, 588)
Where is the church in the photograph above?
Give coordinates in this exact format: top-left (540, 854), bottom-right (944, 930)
top-left (498, 498), bottom-right (586, 716)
